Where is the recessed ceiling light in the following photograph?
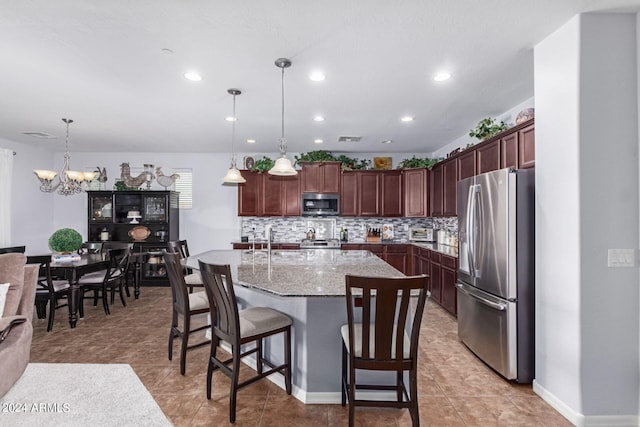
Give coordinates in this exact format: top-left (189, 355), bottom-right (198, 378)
top-left (309, 72), bottom-right (325, 82)
top-left (184, 71), bottom-right (202, 81)
top-left (434, 72), bottom-right (451, 82)
top-left (225, 116), bottom-right (237, 122)
top-left (313, 116), bottom-right (325, 122)
top-left (246, 139), bottom-right (256, 144)
top-left (381, 140), bottom-right (393, 144)
top-left (314, 139), bottom-right (323, 144)
top-left (400, 116), bottom-right (414, 122)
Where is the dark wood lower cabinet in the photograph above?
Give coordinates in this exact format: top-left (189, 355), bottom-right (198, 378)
top-left (441, 262), bottom-right (457, 315)
top-left (429, 259), bottom-right (442, 304)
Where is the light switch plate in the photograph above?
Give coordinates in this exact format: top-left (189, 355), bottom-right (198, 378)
top-left (607, 249), bottom-right (636, 267)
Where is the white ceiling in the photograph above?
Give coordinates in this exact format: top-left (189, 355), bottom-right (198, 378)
top-left (1, 0), bottom-right (638, 154)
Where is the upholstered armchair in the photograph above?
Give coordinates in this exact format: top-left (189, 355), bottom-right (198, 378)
top-left (0, 253), bottom-right (38, 398)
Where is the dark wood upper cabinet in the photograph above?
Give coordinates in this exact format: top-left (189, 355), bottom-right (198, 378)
top-left (301, 162), bottom-right (341, 193)
top-left (340, 172), bottom-right (358, 216)
top-left (380, 170), bottom-right (403, 217)
top-left (477, 139), bottom-right (501, 174)
top-left (442, 160), bottom-right (458, 216)
top-left (429, 165), bottom-right (443, 217)
top-left (403, 168), bottom-right (428, 217)
top-left (518, 123), bottom-right (535, 169)
top-left (500, 132), bottom-right (518, 170)
top-left (238, 171), bottom-right (300, 217)
top-left (458, 150), bottom-right (477, 180)
top-left (358, 171), bottom-right (381, 216)
top-left (262, 173), bottom-right (285, 216)
top-left (238, 171), bottom-right (261, 216)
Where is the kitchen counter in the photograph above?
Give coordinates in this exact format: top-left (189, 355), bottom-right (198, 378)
top-left (187, 249), bottom-right (404, 297)
top-left (231, 240), bottom-right (459, 258)
top-left (411, 242), bottom-right (459, 258)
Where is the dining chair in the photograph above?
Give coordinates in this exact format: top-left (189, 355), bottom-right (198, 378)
top-left (0, 246), bottom-right (26, 254)
top-left (166, 240), bottom-right (202, 293)
top-left (198, 259), bottom-right (292, 424)
top-left (27, 255), bottom-right (71, 332)
top-left (341, 274), bottom-right (429, 427)
top-left (79, 242), bottom-right (103, 254)
top-left (164, 252), bottom-right (210, 375)
top-left (78, 247), bottom-right (130, 316)
top-left (102, 241), bottom-right (134, 297)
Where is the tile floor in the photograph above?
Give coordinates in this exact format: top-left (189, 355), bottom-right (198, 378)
top-left (30, 287), bottom-right (572, 426)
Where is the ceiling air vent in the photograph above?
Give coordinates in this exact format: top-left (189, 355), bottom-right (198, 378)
top-left (338, 136), bottom-right (362, 142)
top-left (22, 132), bottom-right (56, 139)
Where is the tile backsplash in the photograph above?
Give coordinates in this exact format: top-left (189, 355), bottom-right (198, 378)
top-left (240, 216), bottom-right (458, 242)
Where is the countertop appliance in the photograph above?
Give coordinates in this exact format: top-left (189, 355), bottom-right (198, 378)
top-left (456, 168), bottom-right (535, 383)
top-left (300, 238), bottom-right (341, 249)
top-left (409, 227), bottom-right (435, 242)
top-left (301, 193), bottom-right (339, 216)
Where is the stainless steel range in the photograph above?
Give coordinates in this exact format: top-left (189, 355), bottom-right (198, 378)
top-left (300, 238), bottom-right (341, 249)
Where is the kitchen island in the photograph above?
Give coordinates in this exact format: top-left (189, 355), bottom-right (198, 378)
top-left (186, 249), bottom-right (406, 403)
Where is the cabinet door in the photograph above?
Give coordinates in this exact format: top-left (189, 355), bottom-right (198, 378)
top-left (403, 169), bottom-right (428, 217)
top-left (458, 150), bottom-right (477, 180)
top-left (282, 176), bottom-right (300, 216)
top-left (429, 165), bottom-right (443, 216)
top-left (441, 265), bottom-right (457, 316)
top-left (340, 172), bottom-right (358, 216)
top-left (429, 260), bottom-right (442, 304)
top-left (321, 162), bottom-right (341, 193)
top-left (238, 171), bottom-right (262, 216)
top-left (262, 174), bottom-right (284, 216)
top-left (301, 163), bottom-right (321, 193)
top-left (358, 172), bottom-right (381, 216)
top-left (518, 123), bottom-right (535, 169)
top-left (442, 160), bottom-right (458, 216)
top-left (384, 245), bottom-right (408, 274)
top-left (500, 131), bottom-right (518, 170)
top-left (381, 171), bottom-right (403, 217)
top-left (477, 139), bottom-right (502, 174)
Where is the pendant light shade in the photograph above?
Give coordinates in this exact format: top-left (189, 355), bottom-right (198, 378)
top-left (269, 58), bottom-right (297, 176)
top-left (222, 88), bottom-right (246, 184)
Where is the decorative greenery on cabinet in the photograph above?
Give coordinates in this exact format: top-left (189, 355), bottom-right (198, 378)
top-left (469, 117), bottom-right (509, 141)
top-left (250, 156), bottom-right (275, 173)
top-left (396, 156), bottom-right (437, 170)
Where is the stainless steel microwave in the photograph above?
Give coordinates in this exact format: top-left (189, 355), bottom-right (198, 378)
top-left (301, 193), bottom-right (339, 216)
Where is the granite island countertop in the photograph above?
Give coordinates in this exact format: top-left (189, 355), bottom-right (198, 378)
top-left (187, 249), bottom-right (405, 297)
top-left (231, 240), bottom-right (459, 258)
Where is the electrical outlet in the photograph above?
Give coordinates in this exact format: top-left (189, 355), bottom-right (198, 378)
top-left (403, 224), bottom-right (409, 231)
top-left (607, 249), bottom-right (636, 268)
top-left (292, 224), bottom-right (297, 231)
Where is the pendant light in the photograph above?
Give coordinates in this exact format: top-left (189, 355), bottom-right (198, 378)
top-left (222, 88), bottom-right (246, 184)
top-left (269, 58), bottom-right (298, 176)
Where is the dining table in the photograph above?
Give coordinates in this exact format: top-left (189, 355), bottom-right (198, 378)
top-left (50, 253), bottom-right (110, 328)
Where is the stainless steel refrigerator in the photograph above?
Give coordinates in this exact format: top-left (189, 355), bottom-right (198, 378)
top-left (456, 168), bottom-right (535, 383)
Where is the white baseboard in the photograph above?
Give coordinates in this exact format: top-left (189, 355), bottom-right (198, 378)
top-left (533, 380), bottom-right (639, 427)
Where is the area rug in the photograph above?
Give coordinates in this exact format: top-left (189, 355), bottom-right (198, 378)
top-left (0, 363), bottom-right (171, 426)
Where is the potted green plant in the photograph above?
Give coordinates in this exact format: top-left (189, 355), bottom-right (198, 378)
top-left (336, 155), bottom-right (371, 170)
top-left (469, 117), bottom-right (509, 141)
top-left (397, 156), bottom-right (437, 170)
top-left (250, 156), bottom-right (276, 173)
top-left (294, 150), bottom-right (337, 165)
top-left (49, 228), bottom-right (83, 253)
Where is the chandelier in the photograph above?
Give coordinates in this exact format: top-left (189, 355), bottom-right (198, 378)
top-left (34, 118), bottom-right (96, 196)
top-left (269, 58), bottom-right (297, 176)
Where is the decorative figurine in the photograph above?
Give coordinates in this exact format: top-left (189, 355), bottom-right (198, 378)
top-left (120, 163), bottom-right (148, 189)
top-left (95, 167), bottom-right (108, 190)
top-left (155, 167), bottom-right (180, 190)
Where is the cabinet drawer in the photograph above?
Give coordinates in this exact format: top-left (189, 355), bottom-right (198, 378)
top-left (365, 244), bottom-right (384, 254)
top-left (430, 251), bottom-right (441, 264)
top-left (442, 255), bottom-right (457, 269)
top-left (385, 244), bottom-right (408, 254)
top-left (341, 244), bottom-right (362, 251)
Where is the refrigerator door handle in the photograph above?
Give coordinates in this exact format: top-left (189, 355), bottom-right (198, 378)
top-left (466, 184), bottom-right (476, 278)
top-left (474, 184), bottom-right (483, 278)
top-left (456, 283), bottom-right (507, 311)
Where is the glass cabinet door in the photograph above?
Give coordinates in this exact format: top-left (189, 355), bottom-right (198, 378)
top-left (89, 194), bottom-right (113, 222)
top-left (143, 195), bottom-right (167, 222)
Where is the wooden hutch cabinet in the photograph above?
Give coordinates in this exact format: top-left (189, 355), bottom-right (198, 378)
top-left (87, 191), bottom-right (179, 286)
